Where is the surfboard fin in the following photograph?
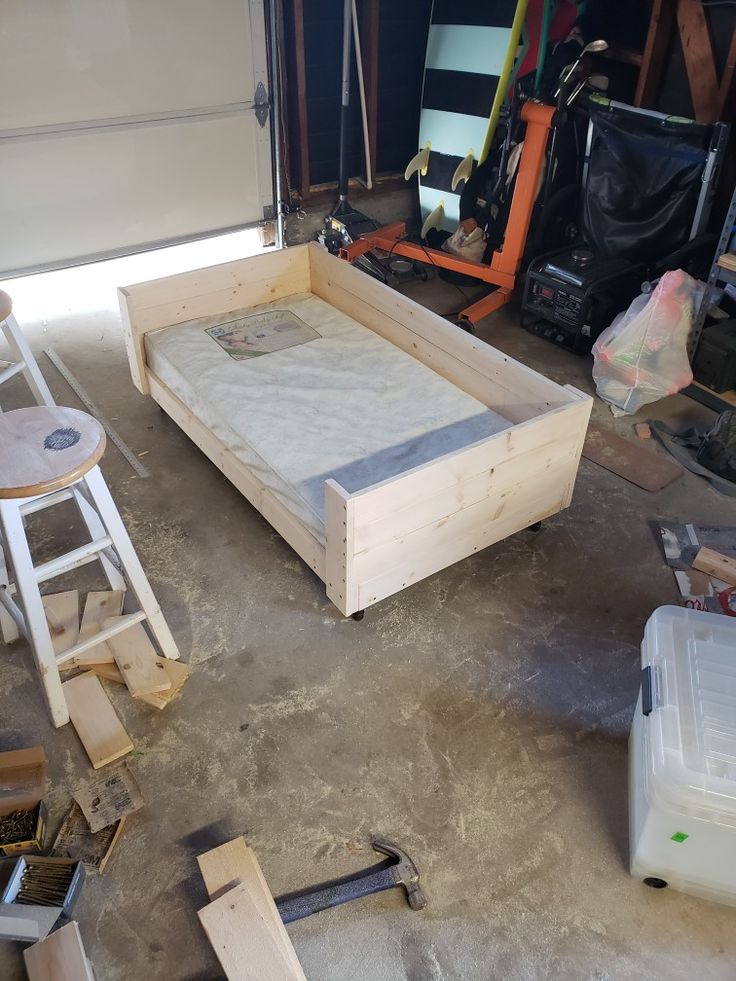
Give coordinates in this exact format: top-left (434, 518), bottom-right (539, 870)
top-left (451, 152), bottom-right (475, 191)
top-left (421, 201), bottom-right (444, 240)
top-left (405, 144), bottom-right (430, 181)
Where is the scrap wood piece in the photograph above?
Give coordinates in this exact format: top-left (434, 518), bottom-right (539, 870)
top-left (24, 920), bottom-right (94, 981)
top-left (62, 672), bottom-right (134, 770)
top-left (199, 881), bottom-right (306, 981)
top-left (71, 590), bottom-right (125, 667)
top-left (87, 661), bottom-right (125, 684)
top-left (42, 591), bottom-right (79, 657)
top-left (72, 761), bottom-right (143, 833)
top-left (103, 618), bottom-right (172, 696)
top-left (197, 837), bottom-right (305, 979)
top-left (583, 425), bottom-right (682, 491)
top-left (693, 546), bottom-right (736, 586)
top-left (51, 801), bottom-right (126, 874)
top-left (135, 656), bottom-right (190, 710)
top-left (676, 0), bottom-right (720, 122)
top-left (634, 423), bottom-right (651, 439)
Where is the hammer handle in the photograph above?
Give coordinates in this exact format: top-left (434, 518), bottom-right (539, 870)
top-left (276, 863), bottom-right (396, 923)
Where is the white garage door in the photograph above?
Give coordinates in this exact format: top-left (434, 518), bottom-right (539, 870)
top-left (0, 0), bottom-right (273, 276)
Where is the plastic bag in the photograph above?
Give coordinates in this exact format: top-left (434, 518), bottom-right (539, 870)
top-left (591, 269), bottom-right (697, 416)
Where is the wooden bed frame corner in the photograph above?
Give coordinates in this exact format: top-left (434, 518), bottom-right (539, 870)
top-left (119, 244), bottom-right (592, 617)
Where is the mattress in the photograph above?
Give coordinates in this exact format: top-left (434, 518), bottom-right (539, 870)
top-left (145, 292), bottom-right (511, 544)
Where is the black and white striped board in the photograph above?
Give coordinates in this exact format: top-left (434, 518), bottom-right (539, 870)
top-left (414, 0), bottom-right (527, 233)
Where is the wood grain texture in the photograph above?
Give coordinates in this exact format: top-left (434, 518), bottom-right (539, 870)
top-left (583, 425), bottom-right (681, 491)
top-left (135, 656), bottom-right (190, 709)
top-left (197, 838), bottom-right (305, 979)
top-left (23, 920), bottom-right (93, 980)
top-left (677, 0), bottom-right (719, 122)
top-left (693, 546), bottom-right (736, 585)
top-left (74, 590), bottom-right (125, 666)
top-left (104, 619), bottom-right (172, 696)
top-left (62, 672), bottom-right (133, 769)
top-left (87, 661), bottom-right (125, 684)
top-left (42, 591), bottom-right (79, 656)
top-left (0, 406), bottom-right (105, 499)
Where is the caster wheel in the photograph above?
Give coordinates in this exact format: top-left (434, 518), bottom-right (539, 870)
top-left (527, 521), bottom-right (543, 533)
top-left (643, 877), bottom-right (668, 889)
top-left (351, 610), bottom-right (365, 621)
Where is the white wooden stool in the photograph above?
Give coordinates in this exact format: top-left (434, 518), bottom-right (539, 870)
top-left (0, 289), bottom-right (126, 644)
top-left (0, 405), bottom-right (180, 727)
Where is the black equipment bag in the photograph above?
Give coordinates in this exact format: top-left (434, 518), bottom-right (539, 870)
top-left (697, 411), bottom-right (736, 484)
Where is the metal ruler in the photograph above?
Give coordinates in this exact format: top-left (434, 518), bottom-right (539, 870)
top-left (44, 347), bottom-right (151, 479)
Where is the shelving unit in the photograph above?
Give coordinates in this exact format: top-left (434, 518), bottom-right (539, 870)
top-left (683, 182), bottom-right (736, 412)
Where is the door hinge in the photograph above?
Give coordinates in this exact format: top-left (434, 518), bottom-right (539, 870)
top-left (254, 82), bottom-right (270, 128)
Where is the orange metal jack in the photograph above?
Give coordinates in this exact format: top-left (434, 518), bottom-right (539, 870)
top-left (341, 101), bottom-right (555, 327)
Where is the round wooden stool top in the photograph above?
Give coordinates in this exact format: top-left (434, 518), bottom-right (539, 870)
top-left (0, 289), bottom-right (12, 323)
top-left (0, 406), bottom-right (106, 499)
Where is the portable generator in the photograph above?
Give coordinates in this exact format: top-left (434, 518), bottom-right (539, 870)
top-left (522, 248), bottom-right (644, 353)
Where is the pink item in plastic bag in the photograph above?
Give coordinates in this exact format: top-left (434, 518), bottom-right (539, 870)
top-left (592, 269), bottom-right (696, 416)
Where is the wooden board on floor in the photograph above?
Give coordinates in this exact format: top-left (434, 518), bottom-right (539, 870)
top-left (73, 590), bottom-right (125, 666)
top-left (42, 591), bottom-right (79, 656)
top-left (136, 658), bottom-right (190, 709)
top-left (62, 672), bottom-right (134, 769)
top-left (23, 920), bottom-right (94, 981)
top-left (583, 425), bottom-right (682, 491)
top-left (197, 838), bottom-right (305, 979)
top-left (104, 619), bottom-right (171, 697)
top-left (693, 546), bottom-right (736, 585)
top-left (88, 661), bottom-right (125, 684)
top-left (199, 879), bottom-right (306, 981)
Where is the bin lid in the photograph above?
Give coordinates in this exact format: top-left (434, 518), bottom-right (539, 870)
top-left (642, 606), bottom-right (736, 822)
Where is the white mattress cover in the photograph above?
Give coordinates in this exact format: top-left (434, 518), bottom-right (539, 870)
top-left (145, 293), bottom-right (511, 544)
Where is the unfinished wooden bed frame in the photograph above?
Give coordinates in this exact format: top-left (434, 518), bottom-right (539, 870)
top-left (119, 244), bottom-right (592, 617)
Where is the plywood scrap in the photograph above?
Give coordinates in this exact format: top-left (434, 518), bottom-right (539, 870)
top-left (634, 423), bottom-right (651, 439)
top-left (42, 591), bottom-right (79, 656)
top-left (104, 619), bottom-right (171, 697)
top-left (197, 838), bottom-right (305, 979)
top-left (693, 546), bottom-right (736, 586)
top-left (583, 425), bottom-right (681, 491)
top-left (72, 590), bottom-right (125, 666)
top-left (51, 801), bottom-right (126, 874)
top-left (72, 761), bottom-right (143, 833)
top-left (62, 672), bottom-right (134, 770)
top-left (24, 920), bottom-right (94, 981)
top-left (135, 657), bottom-right (190, 710)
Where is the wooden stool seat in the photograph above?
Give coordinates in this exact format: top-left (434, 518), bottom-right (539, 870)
top-left (0, 406), bottom-right (106, 499)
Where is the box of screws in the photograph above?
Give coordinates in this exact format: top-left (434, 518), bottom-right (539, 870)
top-left (0, 802), bottom-right (47, 856)
top-left (1, 856), bottom-right (85, 917)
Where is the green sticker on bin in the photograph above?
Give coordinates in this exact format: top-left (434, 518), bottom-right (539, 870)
top-left (671, 831), bottom-right (689, 843)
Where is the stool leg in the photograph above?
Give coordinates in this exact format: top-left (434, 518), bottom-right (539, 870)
top-left (0, 500), bottom-right (68, 727)
top-left (71, 488), bottom-right (127, 592)
top-left (1, 315), bottom-right (55, 407)
top-left (0, 542), bottom-right (20, 643)
top-left (82, 467), bottom-right (180, 661)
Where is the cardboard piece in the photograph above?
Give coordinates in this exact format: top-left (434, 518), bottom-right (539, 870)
top-left (51, 801), bottom-right (126, 874)
top-left (72, 762), bottom-right (143, 833)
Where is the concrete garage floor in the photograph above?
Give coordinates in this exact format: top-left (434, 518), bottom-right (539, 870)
top-left (1, 224), bottom-right (736, 981)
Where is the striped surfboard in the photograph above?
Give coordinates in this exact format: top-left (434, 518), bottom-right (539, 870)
top-left (409, 0), bottom-right (528, 235)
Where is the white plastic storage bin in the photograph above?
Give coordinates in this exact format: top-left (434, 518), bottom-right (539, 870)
top-left (629, 606), bottom-right (736, 906)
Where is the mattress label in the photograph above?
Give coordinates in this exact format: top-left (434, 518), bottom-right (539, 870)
top-left (206, 310), bottom-right (320, 359)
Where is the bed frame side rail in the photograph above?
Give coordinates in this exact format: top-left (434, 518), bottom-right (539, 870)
top-left (325, 395), bottom-right (592, 616)
top-left (118, 246), bottom-right (312, 394)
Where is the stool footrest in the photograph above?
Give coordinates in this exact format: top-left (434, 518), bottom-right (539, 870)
top-left (34, 535), bottom-right (113, 584)
top-left (55, 610), bottom-right (147, 666)
top-left (0, 585), bottom-right (26, 636)
top-left (0, 361), bottom-right (24, 386)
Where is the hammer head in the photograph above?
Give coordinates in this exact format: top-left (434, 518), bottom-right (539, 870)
top-left (370, 836), bottom-right (427, 911)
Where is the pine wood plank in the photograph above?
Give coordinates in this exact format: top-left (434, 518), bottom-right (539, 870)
top-left (677, 0), bottom-right (720, 122)
top-left (87, 661), bottom-right (125, 684)
top-left (719, 252), bottom-right (736, 272)
top-left (197, 838), bottom-right (305, 979)
top-left (62, 672), bottom-right (134, 770)
top-left (42, 591), bottom-right (79, 657)
top-left (198, 874), bottom-right (305, 981)
top-left (693, 546), bottom-right (736, 585)
top-left (23, 920), bottom-right (94, 981)
top-left (135, 657), bottom-right (190, 709)
top-left (73, 590), bottom-right (125, 666)
top-left (583, 425), bottom-right (682, 491)
top-left (104, 619), bottom-right (172, 696)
